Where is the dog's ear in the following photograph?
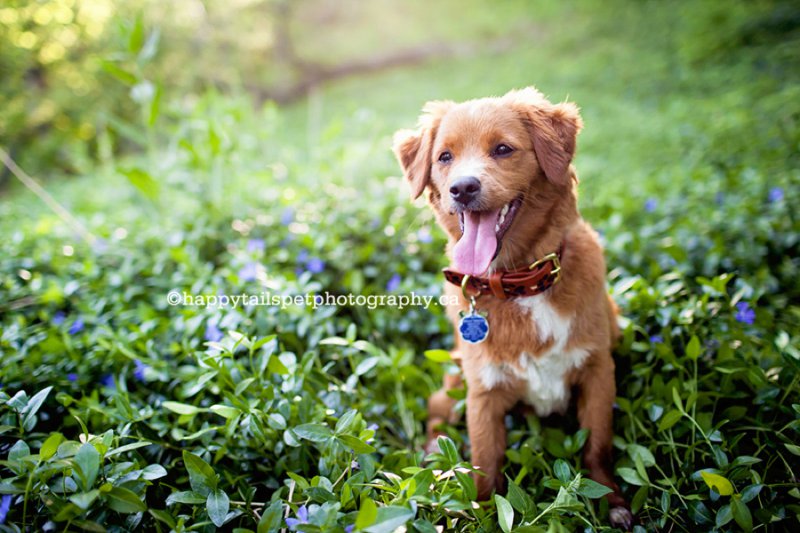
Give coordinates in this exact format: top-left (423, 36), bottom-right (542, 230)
top-left (392, 100), bottom-right (453, 200)
top-left (506, 87), bottom-right (583, 187)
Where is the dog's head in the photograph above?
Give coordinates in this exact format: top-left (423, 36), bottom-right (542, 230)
top-left (393, 87), bottom-right (582, 276)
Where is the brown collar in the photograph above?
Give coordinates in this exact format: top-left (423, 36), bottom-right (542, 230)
top-left (443, 245), bottom-right (563, 300)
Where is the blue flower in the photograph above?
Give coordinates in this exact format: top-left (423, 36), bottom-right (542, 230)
top-left (67, 373), bottom-right (78, 382)
top-left (133, 360), bottom-right (149, 382)
top-left (345, 525), bottom-right (354, 533)
top-left (735, 302), bottom-right (755, 325)
top-left (417, 227), bottom-right (433, 243)
top-left (768, 187), bottom-right (784, 203)
top-left (386, 273), bottom-right (401, 292)
top-left (306, 257), bottom-right (325, 274)
top-left (247, 239), bottom-right (265, 252)
top-left (650, 335), bottom-right (663, 344)
top-left (298, 250), bottom-right (309, 263)
top-left (285, 504), bottom-right (308, 529)
top-left (205, 323), bottom-right (224, 342)
top-left (715, 192), bottom-right (725, 205)
top-left (0, 494), bottom-right (11, 525)
top-left (644, 198), bottom-right (658, 213)
top-left (68, 318), bottom-right (84, 335)
top-left (100, 374), bottom-right (115, 388)
top-left (281, 208), bottom-right (295, 226)
top-left (53, 311), bottom-right (66, 326)
top-left (238, 262), bottom-right (259, 282)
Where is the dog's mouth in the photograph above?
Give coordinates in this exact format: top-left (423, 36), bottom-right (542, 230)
top-left (453, 196), bottom-right (522, 276)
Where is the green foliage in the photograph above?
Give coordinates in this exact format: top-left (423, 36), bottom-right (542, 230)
top-left (1, 0), bottom-right (800, 531)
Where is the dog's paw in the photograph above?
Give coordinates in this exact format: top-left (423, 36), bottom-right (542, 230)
top-left (609, 506), bottom-right (633, 531)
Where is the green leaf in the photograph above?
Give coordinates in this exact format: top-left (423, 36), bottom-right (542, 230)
top-left (120, 167), bottom-right (160, 202)
top-left (716, 504), bottom-right (733, 527)
top-left (210, 404), bottom-right (240, 419)
top-left (506, 478), bottom-right (533, 514)
top-left (495, 494), bottom-right (514, 533)
top-left (294, 423), bottom-right (333, 443)
top-left (356, 497), bottom-right (378, 530)
top-left (672, 387), bottom-right (684, 412)
top-left (102, 61), bottom-right (138, 84)
top-left (617, 467), bottom-right (645, 486)
top-left (553, 459), bottom-right (571, 483)
top-left (207, 489), bottom-right (230, 527)
top-left (70, 489), bottom-right (99, 510)
top-left (365, 506), bottom-right (415, 533)
top-left (73, 442), bottom-right (100, 491)
top-left (436, 436), bottom-right (459, 465)
top-left (182, 450), bottom-right (217, 496)
top-left (784, 443), bottom-right (800, 456)
top-left (166, 490), bottom-right (206, 505)
top-left (40, 432), bottom-right (64, 461)
top-left (149, 509), bottom-right (177, 528)
top-left (141, 464), bottom-right (168, 480)
top-left (162, 401), bottom-right (206, 416)
top-left (23, 386), bottom-right (53, 419)
top-left (129, 14), bottom-right (145, 53)
top-left (423, 349), bottom-right (451, 362)
top-left (336, 434), bottom-right (376, 454)
top-left (258, 499), bottom-right (283, 533)
top-left (658, 409), bottom-right (682, 432)
top-left (455, 470), bottom-right (477, 501)
top-left (731, 496), bottom-right (753, 532)
top-left (686, 335), bottom-right (702, 360)
top-left (578, 478), bottom-right (613, 498)
top-left (106, 486), bottom-right (147, 513)
top-left (700, 471), bottom-right (734, 496)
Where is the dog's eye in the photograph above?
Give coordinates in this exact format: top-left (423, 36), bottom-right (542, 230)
top-left (438, 151), bottom-right (453, 163)
top-left (493, 144), bottom-right (514, 157)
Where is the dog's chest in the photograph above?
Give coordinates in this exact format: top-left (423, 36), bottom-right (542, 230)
top-left (479, 294), bottom-right (589, 416)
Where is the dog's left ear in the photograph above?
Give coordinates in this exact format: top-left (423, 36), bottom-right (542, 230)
top-left (393, 100), bottom-right (453, 200)
top-left (507, 87), bottom-right (583, 187)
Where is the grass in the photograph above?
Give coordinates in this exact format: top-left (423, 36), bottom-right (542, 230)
top-left (1, 0), bottom-right (799, 531)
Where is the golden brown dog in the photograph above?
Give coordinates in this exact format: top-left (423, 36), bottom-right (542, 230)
top-left (393, 87), bottom-right (632, 529)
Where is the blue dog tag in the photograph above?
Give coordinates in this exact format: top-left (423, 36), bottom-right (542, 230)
top-left (459, 311), bottom-right (489, 344)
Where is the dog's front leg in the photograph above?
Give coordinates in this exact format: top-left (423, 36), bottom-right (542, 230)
top-left (577, 354), bottom-right (633, 530)
top-left (467, 389), bottom-right (514, 500)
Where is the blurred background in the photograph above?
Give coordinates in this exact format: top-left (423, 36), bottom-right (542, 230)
top-left (1, 1), bottom-right (799, 530)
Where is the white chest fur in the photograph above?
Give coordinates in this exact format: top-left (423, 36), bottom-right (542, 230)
top-left (479, 295), bottom-right (590, 416)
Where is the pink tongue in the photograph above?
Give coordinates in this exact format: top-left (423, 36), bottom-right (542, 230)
top-left (453, 209), bottom-right (501, 276)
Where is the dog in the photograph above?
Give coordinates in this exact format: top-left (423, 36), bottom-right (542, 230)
top-left (392, 87), bottom-right (632, 529)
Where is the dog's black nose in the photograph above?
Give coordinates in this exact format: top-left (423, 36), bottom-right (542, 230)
top-left (450, 177), bottom-right (481, 205)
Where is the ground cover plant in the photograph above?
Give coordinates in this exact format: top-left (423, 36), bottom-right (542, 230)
top-left (1, 0), bottom-right (799, 531)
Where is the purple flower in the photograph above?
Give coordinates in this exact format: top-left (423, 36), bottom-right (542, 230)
top-left (297, 250), bottom-right (310, 263)
top-left (650, 335), bottom-right (663, 344)
top-left (735, 302), bottom-right (755, 325)
top-left (205, 322), bottom-right (224, 342)
top-left (100, 374), bottom-right (115, 388)
top-left (0, 494), bottom-right (10, 525)
top-left (247, 239), bottom-right (265, 252)
top-left (768, 187), bottom-right (784, 203)
top-left (644, 198), bottom-right (658, 213)
top-left (68, 318), bottom-right (84, 335)
top-left (417, 227), bottom-right (433, 243)
top-left (366, 423), bottom-right (379, 443)
top-left (238, 262), bottom-right (259, 282)
top-left (53, 311), bottom-right (66, 326)
top-left (306, 257), bottom-right (325, 274)
top-left (285, 504), bottom-right (308, 529)
top-left (345, 525), bottom-right (354, 533)
top-left (67, 373), bottom-right (78, 382)
top-left (281, 208), bottom-right (295, 226)
top-left (386, 273), bottom-right (401, 292)
top-left (133, 360), bottom-right (148, 382)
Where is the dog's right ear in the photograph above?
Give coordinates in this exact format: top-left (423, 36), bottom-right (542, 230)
top-left (392, 100), bottom-right (453, 200)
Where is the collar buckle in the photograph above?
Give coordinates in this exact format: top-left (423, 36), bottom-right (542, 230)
top-left (528, 252), bottom-right (562, 285)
